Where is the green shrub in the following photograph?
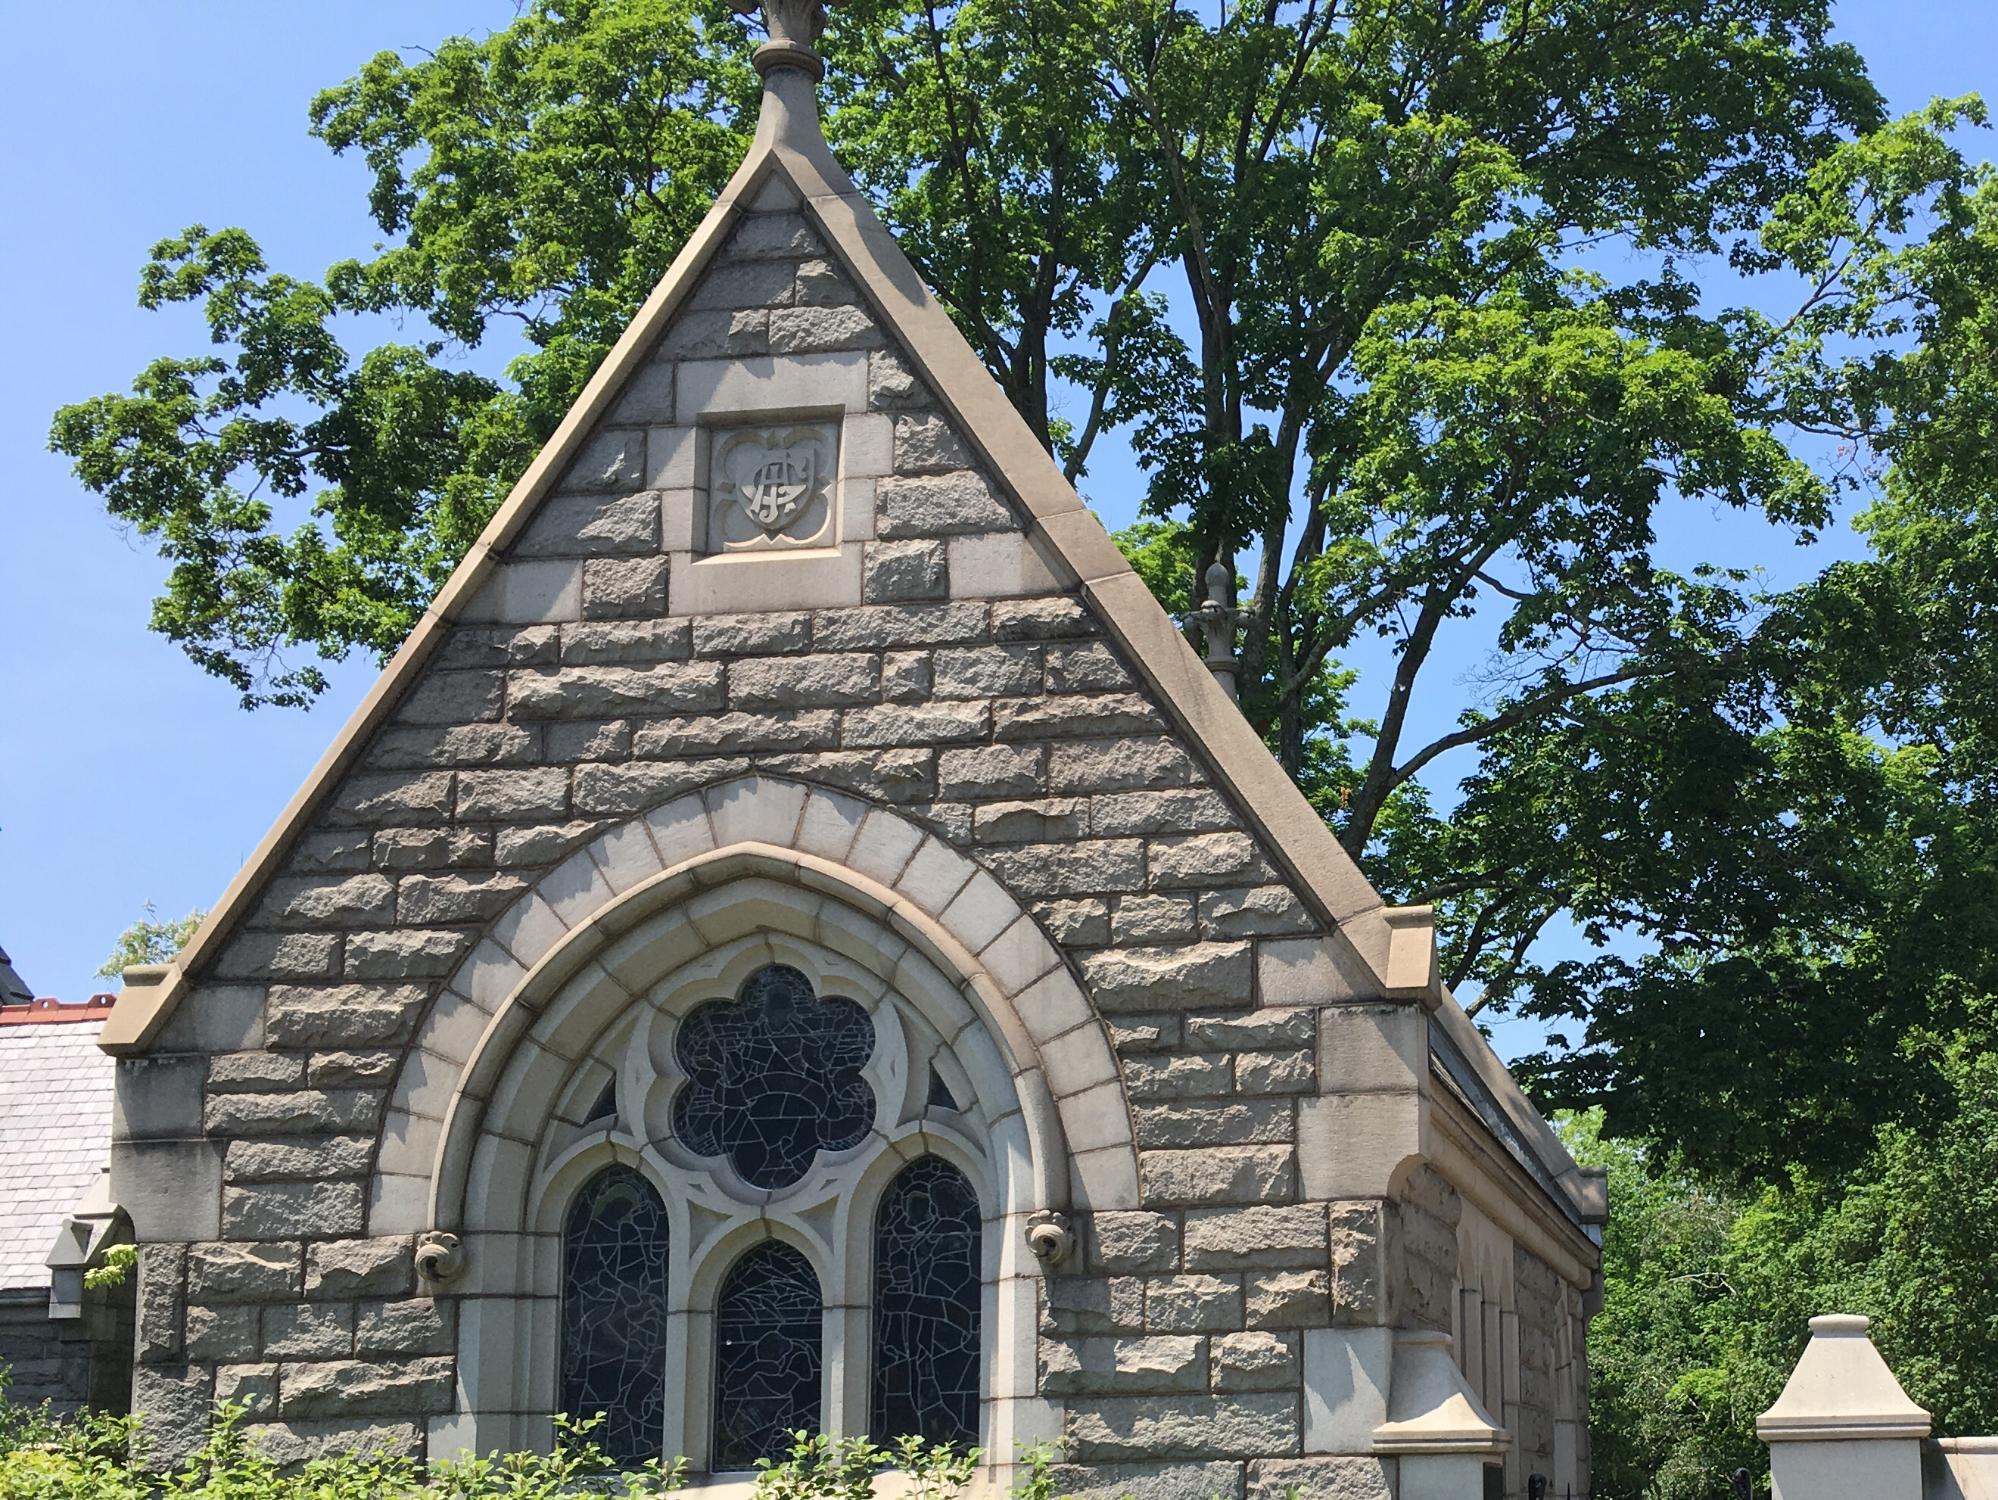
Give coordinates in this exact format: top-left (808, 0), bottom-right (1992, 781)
top-left (0, 1406), bottom-right (687, 1500)
top-left (0, 1369), bottom-right (61, 1461)
top-left (749, 1432), bottom-right (981, 1500)
top-left (0, 1393), bottom-right (1013, 1500)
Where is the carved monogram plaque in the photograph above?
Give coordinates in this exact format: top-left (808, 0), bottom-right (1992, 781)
top-left (709, 423), bottom-right (838, 551)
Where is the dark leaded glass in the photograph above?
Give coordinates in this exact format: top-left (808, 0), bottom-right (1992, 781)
top-left (561, 1166), bottom-right (669, 1465)
top-left (713, 1241), bottom-right (823, 1469)
top-left (926, 1065), bottom-right (958, 1112)
top-left (871, 1156), bottom-right (982, 1447)
top-left (674, 964), bottom-right (875, 1189)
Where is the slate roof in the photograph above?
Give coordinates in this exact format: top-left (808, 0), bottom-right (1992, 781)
top-left (0, 946), bottom-right (32, 1005)
top-left (0, 1001), bottom-right (117, 1293)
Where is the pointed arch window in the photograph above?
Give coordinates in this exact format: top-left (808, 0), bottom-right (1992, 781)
top-left (871, 1156), bottom-right (982, 1446)
top-left (561, 1165), bottom-right (670, 1465)
top-left (714, 1241), bottom-right (824, 1469)
top-left (542, 956), bottom-right (1002, 1470)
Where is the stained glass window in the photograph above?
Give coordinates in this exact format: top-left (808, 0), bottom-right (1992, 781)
top-left (871, 1156), bottom-right (982, 1447)
top-left (561, 1165), bottom-right (669, 1465)
top-left (674, 964), bottom-right (876, 1189)
top-left (713, 1241), bottom-right (823, 1468)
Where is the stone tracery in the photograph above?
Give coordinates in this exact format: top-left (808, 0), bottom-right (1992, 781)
top-left (672, 963), bottom-right (876, 1191)
top-left (544, 933), bottom-right (997, 1466)
top-left (534, 927), bottom-right (998, 1465)
top-left (386, 779), bottom-right (1118, 1466)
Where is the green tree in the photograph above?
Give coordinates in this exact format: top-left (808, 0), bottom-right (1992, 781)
top-left (1564, 1112), bottom-right (1767, 1500)
top-left (49, 0), bottom-right (754, 709)
top-left (50, 0), bottom-right (1998, 1178)
top-left (1569, 1044), bottom-right (1998, 1495)
top-left (97, 902), bottom-right (204, 979)
top-left (1515, 102), bottom-right (1998, 1176)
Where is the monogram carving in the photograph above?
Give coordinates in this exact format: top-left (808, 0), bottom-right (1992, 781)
top-left (734, 444), bottom-right (818, 531)
top-left (709, 423), bottom-right (838, 551)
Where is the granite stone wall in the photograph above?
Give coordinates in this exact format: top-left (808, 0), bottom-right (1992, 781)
top-left (1395, 1164), bottom-right (1461, 1337)
top-left (1511, 1243), bottom-right (1556, 1480)
top-left (0, 1288), bottom-right (132, 1416)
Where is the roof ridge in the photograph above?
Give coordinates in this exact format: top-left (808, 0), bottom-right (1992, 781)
top-left (1, 996), bottom-right (116, 1027)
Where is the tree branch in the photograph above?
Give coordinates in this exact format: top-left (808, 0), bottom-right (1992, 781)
top-left (1393, 661), bottom-right (1661, 790)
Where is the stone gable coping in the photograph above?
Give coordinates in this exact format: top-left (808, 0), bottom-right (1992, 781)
top-left (104, 103), bottom-right (1375, 1042)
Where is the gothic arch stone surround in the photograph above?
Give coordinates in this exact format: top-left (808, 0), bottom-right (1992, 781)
top-left (374, 774), bottom-right (1124, 1461)
top-left (378, 773), bottom-right (1131, 1233)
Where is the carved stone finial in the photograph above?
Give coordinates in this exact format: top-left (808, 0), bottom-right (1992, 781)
top-left (731, 0), bottom-right (841, 79)
top-left (1203, 561), bottom-right (1232, 613)
top-left (1188, 560), bottom-right (1245, 703)
top-left (1026, 1209), bottom-right (1075, 1266)
top-left (415, 1230), bottom-right (465, 1283)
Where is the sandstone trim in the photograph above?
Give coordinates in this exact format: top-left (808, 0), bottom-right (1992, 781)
top-left (395, 776), bottom-right (1136, 1235)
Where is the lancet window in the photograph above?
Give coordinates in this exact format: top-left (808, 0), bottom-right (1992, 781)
top-left (871, 1155), bottom-right (983, 1446)
top-left (560, 1166), bottom-right (671, 1466)
top-left (714, 1241), bottom-right (825, 1468)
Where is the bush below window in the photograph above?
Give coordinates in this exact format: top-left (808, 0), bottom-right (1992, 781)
top-left (0, 1381), bottom-right (1037, 1500)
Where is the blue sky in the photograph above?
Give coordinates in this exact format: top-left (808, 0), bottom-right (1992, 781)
top-left (3, 3), bottom-right (1993, 1056)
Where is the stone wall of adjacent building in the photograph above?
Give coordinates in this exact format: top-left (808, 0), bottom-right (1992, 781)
top-left (1385, 1163), bottom-right (1588, 1494)
top-left (1512, 1243), bottom-right (1564, 1480)
top-left (112, 187), bottom-right (1593, 1496)
top-left (0, 1287), bottom-right (132, 1416)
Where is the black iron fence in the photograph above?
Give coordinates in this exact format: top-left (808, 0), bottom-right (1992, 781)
top-left (1521, 1469), bottom-right (1757, 1499)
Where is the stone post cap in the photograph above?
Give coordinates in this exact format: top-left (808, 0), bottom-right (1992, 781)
top-left (1372, 1329), bottom-right (1511, 1455)
top-left (1758, 1314), bottom-right (1933, 1443)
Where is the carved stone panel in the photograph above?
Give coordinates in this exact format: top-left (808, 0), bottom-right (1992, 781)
top-left (706, 421), bottom-right (840, 552)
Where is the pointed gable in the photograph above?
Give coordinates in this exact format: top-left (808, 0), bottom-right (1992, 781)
top-left (99, 14), bottom-right (1606, 1483)
top-left (102, 27), bottom-right (1588, 1236)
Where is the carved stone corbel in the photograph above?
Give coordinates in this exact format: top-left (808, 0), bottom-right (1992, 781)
top-left (1026, 1209), bottom-right (1075, 1266)
top-left (415, 1230), bottom-right (465, 1284)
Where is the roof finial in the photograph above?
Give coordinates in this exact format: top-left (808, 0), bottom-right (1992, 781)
top-left (731, 0), bottom-right (839, 82)
top-left (1189, 560), bottom-right (1246, 703)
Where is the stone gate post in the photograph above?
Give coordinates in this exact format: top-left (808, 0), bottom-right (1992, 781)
top-left (1758, 1314), bottom-right (1931, 1500)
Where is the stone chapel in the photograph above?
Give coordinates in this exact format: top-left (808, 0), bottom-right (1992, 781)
top-left (98, 4), bottom-right (1606, 1496)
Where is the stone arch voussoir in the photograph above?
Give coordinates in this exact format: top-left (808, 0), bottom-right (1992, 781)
top-left (368, 774), bottom-right (1137, 1241)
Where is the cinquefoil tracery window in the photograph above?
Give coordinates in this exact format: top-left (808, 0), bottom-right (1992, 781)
top-left (674, 963), bottom-right (875, 1189)
top-left (556, 958), bottom-right (993, 1470)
